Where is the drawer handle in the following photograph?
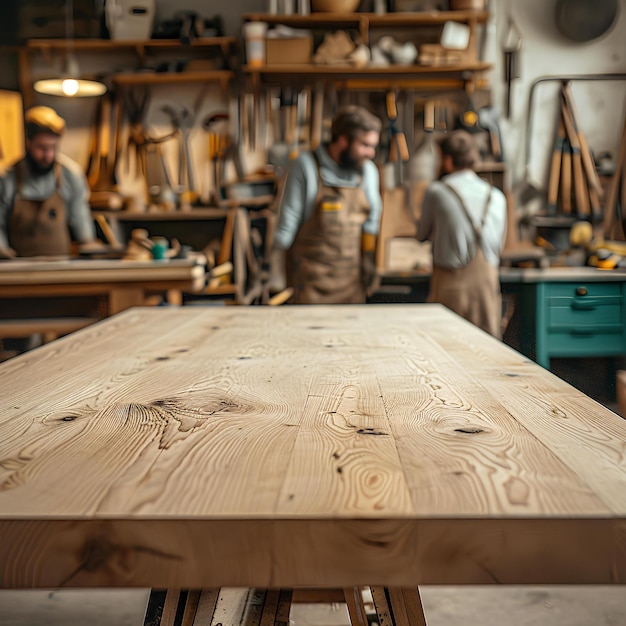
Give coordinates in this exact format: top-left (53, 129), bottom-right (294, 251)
top-left (571, 299), bottom-right (601, 310)
top-left (576, 286), bottom-right (588, 296)
top-left (570, 329), bottom-right (595, 336)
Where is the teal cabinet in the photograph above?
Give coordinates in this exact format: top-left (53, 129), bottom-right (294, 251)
top-left (533, 281), bottom-right (626, 369)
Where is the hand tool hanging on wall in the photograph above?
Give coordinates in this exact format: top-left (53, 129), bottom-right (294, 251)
top-left (310, 81), bottom-right (325, 150)
top-left (455, 90), bottom-right (482, 134)
top-left (386, 90), bottom-right (409, 186)
top-left (123, 86), bottom-right (151, 180)
top-left (603, 114), bottom-right (626, 240)
top-left (87, 91), bottom-right (124, 210)
top-left (547, 118), bottom-right (565, 215)
top-left (87, 93), bottom-right (112, 191)
top-left (560, 90), bottom-right (590, 218)
top-left (477, 106), bottom-right (504, 161)
top-left (160, 88), bottom-right (210, 210)
top-left (423, 99), bottom-right (435, 133)
top-left (561, 82), bottom-right (603, 210)
top-left (560, 134), bottom-right (572, 215)
top-left (501, 15), bottom-right (522, 119)
top-left (202, 111), bottom-right (234, 205)
top-left (544, 82), bottom-right (607, 220)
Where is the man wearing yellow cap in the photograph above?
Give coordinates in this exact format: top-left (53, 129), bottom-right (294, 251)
top-left (0, 106), bottom-right (97, 258)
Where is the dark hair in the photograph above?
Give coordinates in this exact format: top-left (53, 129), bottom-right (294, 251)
top-left (331, 106), bottom-right (381, 143)
top-left (25, 123), bottom-right (61, 141)
top-left (438, 130), bottom-right (480, 169)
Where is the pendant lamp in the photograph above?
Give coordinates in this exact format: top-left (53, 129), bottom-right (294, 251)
top-left (33, 0), bottom-right (107, 97)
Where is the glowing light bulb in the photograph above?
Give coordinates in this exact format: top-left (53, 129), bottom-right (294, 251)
top-left (61, 79), bottom-right (79, 96)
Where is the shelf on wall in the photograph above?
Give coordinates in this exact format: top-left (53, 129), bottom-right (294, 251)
top-left (111, 70), bottom-right (234, 86)
top-left (26, 37), bottom-right (236, 53)
top-left (242, 11), bottom-right (490, 26)
top-left (244, 62), bottom-right (491, 90)
top-left (244, 62), bottom-right (491, 75)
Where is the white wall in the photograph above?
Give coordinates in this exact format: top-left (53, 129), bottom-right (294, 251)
top-left (490, 0), bottom-right (626, 210)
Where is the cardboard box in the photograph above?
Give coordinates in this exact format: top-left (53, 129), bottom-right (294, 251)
top-left (266, 36), bottom-right (313, 65)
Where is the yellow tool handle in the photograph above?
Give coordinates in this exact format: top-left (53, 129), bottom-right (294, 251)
top-left (395, 132), bottom-right (409, 162)
top-left (386, 91), bottom-right (398, 120)
top-left (209, 261), bottom-right (233, 279)
top-left (561, 138), bottom-right (572, 214)
top-left (94, 214), bottom-right (119, 247)
top-left (423, 100), bottom-right (435, 131)
top-left (572, 152), bottom-right (590, 216)
top-left (268, 287), bottom-right (294, 306)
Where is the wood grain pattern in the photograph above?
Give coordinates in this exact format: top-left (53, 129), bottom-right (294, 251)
top-left (1, 305), bottom-right (626, 589)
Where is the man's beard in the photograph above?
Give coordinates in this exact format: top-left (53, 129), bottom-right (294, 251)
top-left (25, 152), bottom-right (55, 176)
top-left (338, 148), bottom-right (363, 173)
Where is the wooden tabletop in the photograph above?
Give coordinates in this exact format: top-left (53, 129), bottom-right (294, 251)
top-left (0, 305), bottom-right (625, 590)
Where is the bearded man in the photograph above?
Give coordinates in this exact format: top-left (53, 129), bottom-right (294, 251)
top-left (0, 106), bottom-right (97, 259)
top-left (272, 106), bottom-right (382, 304)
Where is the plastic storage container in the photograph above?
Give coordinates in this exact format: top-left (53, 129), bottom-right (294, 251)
top-left (105, 0), bottom-right (155, 40)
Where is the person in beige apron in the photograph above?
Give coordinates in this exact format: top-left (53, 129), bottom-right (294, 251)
top-left (9, 160), bottom-right (71, 257)
top-left (0, 106), bottom-right (97, 259)
top-left (273, 106), bottom-right (382, 304)
top-left (418, 130), bottom-right (507, 338)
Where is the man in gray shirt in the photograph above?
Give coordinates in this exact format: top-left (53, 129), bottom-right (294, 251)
top-left (273, 106), bottom-right (382, 304)
top-left (0, 106), bottom-right (97, 259)
top-left (417, 130), bottom-right (507, 337)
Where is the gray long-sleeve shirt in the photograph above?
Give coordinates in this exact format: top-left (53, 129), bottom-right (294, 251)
top-left (0, 153), bottom-right (95, 250)
top-left (273, 145), bottom-right (382, 250)
top-left (417, 169), bottom-right (507, 269)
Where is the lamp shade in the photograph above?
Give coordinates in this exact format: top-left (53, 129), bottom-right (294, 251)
top-left (33, 54), bottom-right (107, 98)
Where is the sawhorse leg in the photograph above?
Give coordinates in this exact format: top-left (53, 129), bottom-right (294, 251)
top-left (370, 587), bottom-right (427, 626)
top-left (143, 588), bottom-right (292, 626)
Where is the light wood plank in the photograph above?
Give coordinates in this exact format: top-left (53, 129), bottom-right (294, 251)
top-left (421, 312), bottom-right (626, 514)
top-left (277, 359), bottom-right (413, 515)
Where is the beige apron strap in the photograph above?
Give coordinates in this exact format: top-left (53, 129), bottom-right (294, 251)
top-left (443, 181), bottom-right (492, 245)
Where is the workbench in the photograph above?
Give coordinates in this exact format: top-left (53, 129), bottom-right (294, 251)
top-left (0, 258), bottom-right (207, 344)
top-left (377, 267), bottom-right (626, 370)
top-left (0, 305), bottom-right (624, 625)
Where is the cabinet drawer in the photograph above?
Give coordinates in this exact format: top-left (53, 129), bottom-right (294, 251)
top-left (548, 300), bottom-right (622, 328)
top-left (546, 282), bottom-right (623, 330)
top-left (545, 282), bottom-right (621, 298)
top-left (546, 329), bottom-right (626, 357)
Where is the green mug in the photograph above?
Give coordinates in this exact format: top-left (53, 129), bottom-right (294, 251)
top-left (151, 237), bottom-right (169, 260)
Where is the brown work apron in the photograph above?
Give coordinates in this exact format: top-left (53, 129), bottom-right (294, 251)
top-left (288, 157), bottom-right (371, 304)
top-left (8, 160), bottom-right (71, 257)
top-left (427, 184), bottom-right (502, 339)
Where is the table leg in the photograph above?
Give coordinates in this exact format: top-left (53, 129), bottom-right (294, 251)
top-left (167, 290), bottom-right (183, 306)
top-left (143, 589), bottom-right (218, 626)
top-left (109, 287), bottom-right (146, 315)
top-left (344, 587), bottom-right (369, 626)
